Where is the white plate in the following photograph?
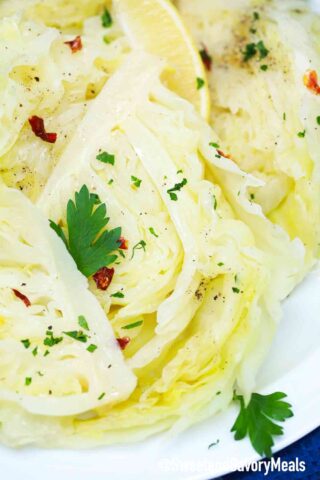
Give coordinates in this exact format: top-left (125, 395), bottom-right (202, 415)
top-left (2, 1), bottom-right (320, 478)
top-left (1, 267), bottom-right (320, 480)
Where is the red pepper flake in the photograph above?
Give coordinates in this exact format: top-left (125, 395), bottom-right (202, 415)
top-left (116, 337), bottom-right (130, 350)
top-left (28, 116), bottom-right (57, 144)
top-left (199, 45), bottom-right (212, 71)
top-left (217, 149), bottom-right (232, 160)
top-left (118, 236), bottom-right (129, 250)
top-left (93, 267), bottom-right (114, 291)
top-left (303, 70), bottom-right (320, 95)
top-left (64, 35), bottom-right (83, 53)
top-left (12, 289), bottom-right (31, 307)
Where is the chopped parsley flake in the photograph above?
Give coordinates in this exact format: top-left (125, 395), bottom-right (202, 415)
top-left (250, 193), bottom-right (255, 200)
top-left (43, 330), bottom-right (63, 347)
top-left (131, 240), bottom-right (147, 259)
top-left (317, 116), bottom-right (320, 125)
top-left (213, 194), bottom-right (218, 210)
top-left (297, 130), bottom-right (306, 138)
top-left (101, 9), bottom-right (112, 28)
top-left (217, 262), bottom-right (224, 267)
top-left (87, 344), bottom-right (98, 353)
top-left (209, 142), bottom-right (220, 149)
top-left (21, 339), bottom-right (30, 349)
top-left (131, 175), bottom-right (142, 188)
top-left (78, 315), bottom-right (89, 331)
top-left (122, 320), bottom-right (143, 330)
top-left (196, 77), bottom-right (205, 90)
top-left (167, 178), bottom-right (188, 201)
top-left (283, 112), bottom-right (286, 121)
top-left (96, 151), bottom-right (115, 165)
top-left (92, 193), bottom-right (101, 205)
top-left (243, 40), bottom-right (269, 62)
top-left (64, 331), bottom-right (88, 343)
top-left (111, 291), bottom-right (125, 298)
top-left (260, 64), bottom-right (268, 71)
top-left (232, 287), bottom-right (240, 294)
top-left (108, 178), bottom-right (114, 185)
top-left (25, 377), bottom-right (32, 386)
top-left (253, 11), bottom-right (260, 21)
top-left (44, 350), bottom-right (50, 357)
top-left (149, 227), bottom-right (159, 238)
top-left (32, 346), bottom-right (38, 357)
top-left (98, 392), bottom-right (106, 400)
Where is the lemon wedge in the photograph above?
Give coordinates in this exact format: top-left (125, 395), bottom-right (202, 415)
top-left (114, 0), bottom-right (210, 119)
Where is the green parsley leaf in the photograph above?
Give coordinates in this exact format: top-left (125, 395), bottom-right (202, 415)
top-left (43, 330), bottom-right (63, 347)
top-left (232, 287), bottom-right (240, 294)
top-left (101, 9), bottom-right (112, 28)
top-left (50, 185), bottom-right (122, 277)
top-left (122, 320), bottom-right (143, 330)
top-left (96, 151), bottom-right (115, 165)
top-left (260, 64), bottom-right (268, 71)
top-left (217, 262), bottom-right (224, 267)
top-left (25, 377), bottom-right (32, 386)
top-left (78, 315), bottom-right (89, 331)
top-left (131, 240), bottom-right (147, 259)
top-left (317, 116), bottom-right (320, 125)
top-left (209, 142), bottom-right (220, 149)
top-left (44, 350), bottom-right (50, 357)
top-left (231, 392), bottom-right (293, 457)
top-left (167, 178), bottom-right (188, 201)
top-left (87, 344), bottom-right (98, 353)
top-left (253, 11), bottom-right (260, 21)
top-left (283, 112), bottom-right (286, 121)
top-left (98, 392), bottom-right (106, 400)
top-left (21, 339), bottom-right (30, 349)
top-left (64, 331), bottom-right (88, 343)
top-left (111, 291), bottom-right (125, 298)
top-left (108, 178), bottom-right (114, 185)
top-left (297, 130), bottom-right (306, 138)
top-left (149, 227), bottom-right (159, 238)
top-left (32, 346), bottom-right (38, 357)
top-left (196, 77), bottom-right (205, 90)
top-left (131, 175), bottom-right (142, 188)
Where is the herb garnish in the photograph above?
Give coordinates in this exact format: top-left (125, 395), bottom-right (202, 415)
top-left (196, 77), bottom-right (205, 90)
top-left (243, 41), bottom-right (269, 62)
top-left (111, 291), bottom-right (125, 298)
top-left (87, 344), bottom-right (98, 353)
top-left (167, 178), bottom-right (188, 201)
top-left (297, 130), bottom-right (306, 138)
top-left (96, 151), bottom-right (115, 165)
top-left (149, 227), bottom-right (159, 238)
top-left (209, 142), bottom-right (220, 149)
top-left (50, 185), bottom-right (122, 277)
top-left (131, 175), bottom-right (142, 188)
top-left (231, 392), bottom-right (293, 457)
top-left (32, 347), bottom-right (38, 357)
top-left (43, 330), bottom-right (63, 347)
top-left (98, 392), bottom-right (106, 400)
top-left (101, 9), bottom-right (112, 28)
top-left (64, 331), bottom-right (88, 343)
top-left (131, 240), bottom-right (146, 259)
top-left (122, 320), bottom-right (143, 330)
top-left (78, 315), bottom-right (89, 331)
top-left (21, 339), bottom-right (31, 349)
top-left (25, 377), bottom-right (32, 386)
